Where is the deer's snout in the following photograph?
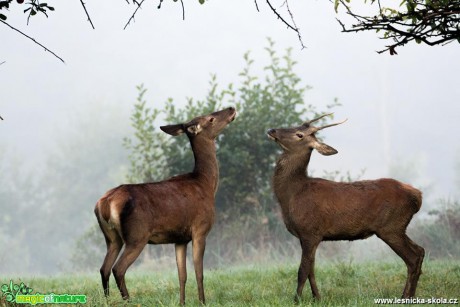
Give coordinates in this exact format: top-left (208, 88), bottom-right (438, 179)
top-left (267, 129), bottom-right (277, 140)
top-left (228, 107), bottom-right (237, 121)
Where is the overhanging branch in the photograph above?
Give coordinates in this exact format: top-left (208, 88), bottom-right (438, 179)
top-left (336, 0), bottom-right (460, 54)
top-left (0, 19), bottom-right (65, 63)
top-left (265, 0), bottom-right (306, 49)
top-left (124, 0), bottom-right (145, 30)
top-left (79, 0), bottom-right (95, 29)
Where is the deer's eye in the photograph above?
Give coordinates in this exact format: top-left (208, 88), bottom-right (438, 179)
top-left (296, 133), bottom-right (304, 139)
top-left (209, 117), bottom-right (215, 123)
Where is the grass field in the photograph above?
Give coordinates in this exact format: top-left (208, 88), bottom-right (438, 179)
top-left (1, 260), bottom-right (459, 306)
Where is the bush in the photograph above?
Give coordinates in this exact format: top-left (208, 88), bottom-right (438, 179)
top-left (71, 40), bottom-right (344, 270)
top-left (411, 199), bottom-right (460, 259)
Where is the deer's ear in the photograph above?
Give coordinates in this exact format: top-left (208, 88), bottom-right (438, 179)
top-left (313, 141), bottom-right (338, 156)
top-left (160, 124), bottom-right (185, 136)
top-left (187, 124), bottom-right (202, 136)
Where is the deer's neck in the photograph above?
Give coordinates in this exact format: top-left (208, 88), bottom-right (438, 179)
top-left (190, 138), bottom-right (219, 194)
top-left (273, 150), bottom-right (312, 204)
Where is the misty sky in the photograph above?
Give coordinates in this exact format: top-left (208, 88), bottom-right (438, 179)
top-left (1, 0), bottom-right (459, 203)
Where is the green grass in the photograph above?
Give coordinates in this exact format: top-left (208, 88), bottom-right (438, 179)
top-left (1, 260), bottom-right (459, 306)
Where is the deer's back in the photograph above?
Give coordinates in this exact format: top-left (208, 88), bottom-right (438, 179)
top-left (281, 177), bottom-right (422, 240)
top-left (95, 174), bottom-right (215, 244)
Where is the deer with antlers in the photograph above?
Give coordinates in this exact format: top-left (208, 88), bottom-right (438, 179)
top-left (267, 114), bottom-right (424, 302)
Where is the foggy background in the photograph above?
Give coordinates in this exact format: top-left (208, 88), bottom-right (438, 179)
top-left (1, 0), bottom-right (459, 275)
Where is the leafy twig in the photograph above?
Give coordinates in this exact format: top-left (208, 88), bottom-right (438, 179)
top-left (24, 0), bottom-right (55, 25)
top-left (336, 0), bottom-right (460, 55)
top-left (26, 0), bottom-right (37, 26)
top-left (0, 19), bottom-right (65, 63)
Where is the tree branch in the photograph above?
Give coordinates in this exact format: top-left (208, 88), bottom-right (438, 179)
top-left (180, 0), bottom-right (185, 20)
top-left (124, 0), bottom-right (145, 30)
top-left (26, 0), bottom-right (36, 26)
top-left (282, 0), bottom-right (306, 49)
top-left (79, 0), bottom-right (95, 29)
top-left (265, 0), bottom-right (306, 49)
top-left (265, 0), bottom-right (296, 31)
top-left (0, 19), bottom-right (65, 63)
top-left (336, 0), bottom-right (460, 54)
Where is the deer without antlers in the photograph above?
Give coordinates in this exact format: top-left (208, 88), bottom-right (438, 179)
top-left (94, 107), bottom-right (236, 304)
top-left (267, 114), bottom-right (424, 302)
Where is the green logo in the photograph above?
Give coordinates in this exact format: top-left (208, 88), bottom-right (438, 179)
top-left (1, 281), bottom-right (86, 305)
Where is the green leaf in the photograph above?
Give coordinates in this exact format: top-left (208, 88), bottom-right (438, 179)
top-left (47, 6), bottom-right (54, 11)
top-left (199, 0), bottom-right (205, 4)
top-left (334, 0), bottom-right (339, 13)
top-left (0, 13), bottom-right (6, 21)
top-left (30, 9), bottom-right (36, 15)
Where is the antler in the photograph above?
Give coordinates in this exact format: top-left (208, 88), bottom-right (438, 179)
top-left (304, 113), bottom-right (334, 126)
top-left (303, 113), bottom-right (347, 131)
top-left (314, 118), bottom-right (348, 131)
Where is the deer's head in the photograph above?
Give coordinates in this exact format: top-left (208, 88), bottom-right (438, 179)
top-left (160, 107), bottom-right (236, 140)
top-left (267, 113), bottom-right (347, 156)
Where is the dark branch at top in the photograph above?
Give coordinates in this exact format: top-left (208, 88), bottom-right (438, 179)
top-left (79, 0), bottom-right (95, 29)
top-left (124, 0), bottom-right (145, 30)
top-left (336, 0), bottom-right (460, 55)
top-left (0, 19), bottom-right (65, 63)
top-left (265, 0), bottom-right (306, 49)
top-left (281, 0), bottom-right (306, 49)
top-left (180, 0), bottom-right (185, 20)
top-left (265, 0), bottom-right (296, 31)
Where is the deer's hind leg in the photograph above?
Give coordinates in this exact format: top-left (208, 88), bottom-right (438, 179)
top-left (378, 232), bottom-right (424, 298)
top-left (98, 222), bottom-right (124, 297)
top-left (112, 241), bottom-right (146, 300)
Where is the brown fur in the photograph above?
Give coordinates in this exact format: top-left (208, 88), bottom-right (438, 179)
top-left (267, 118), bottom-right (424, 302)
top-left (94, 107), bottom-right (236, 304)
